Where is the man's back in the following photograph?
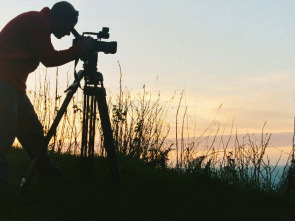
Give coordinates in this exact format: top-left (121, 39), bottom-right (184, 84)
top-left (0, 7), bottom-right (81, 93)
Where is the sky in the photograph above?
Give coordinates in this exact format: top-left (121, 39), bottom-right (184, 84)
top-left (1, 0), bottom-right (295, 141)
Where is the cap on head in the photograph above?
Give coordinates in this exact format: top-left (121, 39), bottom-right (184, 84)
top-left (51, 1), bottom-right (79, 38)
top-left (51, 1), bottom-right (79, 22)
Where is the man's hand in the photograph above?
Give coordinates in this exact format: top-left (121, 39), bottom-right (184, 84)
top-left (76, 37), bottom-right (97, 54)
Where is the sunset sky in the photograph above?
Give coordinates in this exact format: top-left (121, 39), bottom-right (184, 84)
top-left (1, 0), bottom-right (295, 144)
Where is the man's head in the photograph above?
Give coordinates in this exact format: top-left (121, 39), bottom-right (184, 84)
top-left (51, 1), bottom-right (79, 39)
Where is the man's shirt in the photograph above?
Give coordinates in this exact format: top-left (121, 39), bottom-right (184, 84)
top-left (0, 7), bottom-right (82, 93)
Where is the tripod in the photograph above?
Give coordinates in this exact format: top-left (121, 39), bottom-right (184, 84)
top-left (19, 52), bottom-right (121, 193)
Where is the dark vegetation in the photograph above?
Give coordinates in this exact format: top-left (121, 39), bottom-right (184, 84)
top-left (1, 147), bottom-right (294, 221)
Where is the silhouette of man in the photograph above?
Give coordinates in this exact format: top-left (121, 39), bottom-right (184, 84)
top-left (0, 1), bottom-right (95, 193)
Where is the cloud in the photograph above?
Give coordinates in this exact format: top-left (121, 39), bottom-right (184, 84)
top-left (165, 71), bottom-right (295, 134)
top-left (246, 72), bottom-right (290, 84)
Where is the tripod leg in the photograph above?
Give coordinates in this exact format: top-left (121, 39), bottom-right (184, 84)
top-left (81, 92), bottom-right (89, 175)
top-left (81, 93), bottom-right (96, 176)
top-left (89, 95), bottom-right (96, 166)
top-left (19, 71), bottom-right (85, 193)
top-left (95, 89), bottom-right (121, 189)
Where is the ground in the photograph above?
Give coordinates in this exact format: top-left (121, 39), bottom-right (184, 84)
top-left (1, 147), bottom-right (294, 220)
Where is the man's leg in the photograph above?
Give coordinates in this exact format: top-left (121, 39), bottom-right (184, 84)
top-left (16, 94), bottom-right (50, 165)
top-left (0, 79), bottom-right (20, 192)
top-left (16, 94), bottom-right (62, 188)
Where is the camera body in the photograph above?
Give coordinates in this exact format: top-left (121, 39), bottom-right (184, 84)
top-left (72, 27), bottom-right (117, 54)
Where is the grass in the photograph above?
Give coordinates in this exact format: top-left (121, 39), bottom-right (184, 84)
top-left (4, 65), bottom-right (294, 220)
top-left (1, 147), bottom-right (294, 221)
top-left (22, 66), bottom-right (295, 193)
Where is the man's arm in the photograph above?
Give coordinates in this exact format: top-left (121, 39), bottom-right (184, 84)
top-left (28, 27), bottom-right (82, 67)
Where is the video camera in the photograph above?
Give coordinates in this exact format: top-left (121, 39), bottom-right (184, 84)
top-left (72, 27), bottom-right (117, 54)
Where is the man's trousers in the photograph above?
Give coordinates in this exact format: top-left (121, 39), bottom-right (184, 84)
top-left (0, 79), bottom-right (51, 191)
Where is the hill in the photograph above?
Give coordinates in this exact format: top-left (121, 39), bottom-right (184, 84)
top-left (1, 147), bottom-right (294, 220)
